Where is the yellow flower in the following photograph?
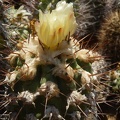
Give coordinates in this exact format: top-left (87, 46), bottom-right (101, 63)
top-left (35, 1), bottom-right (77, 50)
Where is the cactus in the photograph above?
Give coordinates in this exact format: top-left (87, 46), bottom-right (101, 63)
top-left (98, 10), bottom-right (120, 63)
top-left (109, 65), bottom-right (120, 92)
top-left (2, 0), bottom-right (120, 120)
top-left (0, 1), bottom-right (104, 120)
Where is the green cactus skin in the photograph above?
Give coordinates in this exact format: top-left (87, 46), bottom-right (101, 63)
top-left (109, 67), bottom-right (120, 93)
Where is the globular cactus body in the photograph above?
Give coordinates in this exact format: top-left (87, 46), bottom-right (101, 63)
top-left (0, 1), bottom-right (105, 120)
top-left (98, 10), bottom-right (120, 63)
